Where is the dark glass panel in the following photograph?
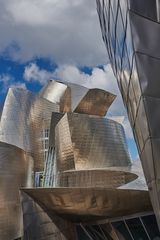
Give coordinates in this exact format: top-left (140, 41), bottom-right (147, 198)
top-left (87, 225), bottom-right (108, 240)
top-left (142, 215), bottom-right (160, 239)
top-left (112, 221), bottom-right (132, 240)
top-left (76, 225), bottom-right (91, 240)
top-left (99, 224), bottom-right (115, 240)
top-left (126, 218), bottom-right (149, 240)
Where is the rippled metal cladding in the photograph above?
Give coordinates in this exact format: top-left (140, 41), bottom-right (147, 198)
top-left (0, 79), bottom-right (151, 239)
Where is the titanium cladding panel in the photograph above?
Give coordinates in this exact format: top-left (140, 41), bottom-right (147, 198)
top-left (96, 0), bottom-right (160, 229)
top-left (0, 88), bottom-right (34, 151)
top-left (0, 142), bottom-right (33, 240)
top-left (29, 96), bottom-right (59, 171)
top-left (23, 187), bottom-right (152, 222)
top-left (0, 87), bottom-right (60, 239)
top-left (0, 81), bottom-right (120, 239)
top-left (40, 79), bottom-right (115, 116)
top-left (55, 113), bottom-right (131, 172)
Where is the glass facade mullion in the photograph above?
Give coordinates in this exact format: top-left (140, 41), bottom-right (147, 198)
top-left (124, 220), bottom-right (135, 240)
top-left (125, 218), bottom-right (150, 240)
top-left (98, 225), bottom-right (109, 239)
top-left (139, 217), bottom-right (151, 240)
top-left (141, 215), bottom-right (160, 239)
top-left (112, 221), bottom-right (133, 240)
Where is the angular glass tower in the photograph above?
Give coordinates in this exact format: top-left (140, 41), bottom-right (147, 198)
top-left (96, 0), bottom-right (160, 229)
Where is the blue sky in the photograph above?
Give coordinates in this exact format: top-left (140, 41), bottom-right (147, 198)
top-left (0, 0), bottom-right (138, 160)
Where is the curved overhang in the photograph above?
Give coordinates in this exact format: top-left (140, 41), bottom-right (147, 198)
top-left (22, 187), bottom-right (152, 222)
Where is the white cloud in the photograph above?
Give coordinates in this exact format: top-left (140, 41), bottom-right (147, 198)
top-left (0, 73), bottom-right (26, 92)
top-left (0, 0), bottom-right (107, 66)
top-left (23, 62), bottom-right (134, 140)
top-left (0, 74), bottom-right (12, 83)
top-left (24, 63), bottom-right (54, 84)
top-left (0, 74), bottom-right (13, 92)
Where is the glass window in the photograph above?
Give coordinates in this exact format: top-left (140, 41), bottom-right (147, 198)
top-left (76, 225), bottom-right (92, 240)
top-left (126, 218), bottom-right (149, 240)
top-left (112, 221), bottom-right (133, 240)
top-left (142, 215), bottom-right (160, 239)
top-left (44, 151), bottom-right (48, 161)
top-left (44, 139), bottom-right (48, 149)
top-left (45, 129), bottom-right (49, 138)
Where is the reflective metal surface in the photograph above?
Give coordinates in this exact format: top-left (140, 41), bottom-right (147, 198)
top-left (0, 87), bottom-right (59, 239)
top-left (0, 81), bottom-right (122, 239)
top-left (55, 113), bottom-right (131, 171)
top-left (22, 187), bottom-right (152, 222)
top-left (21, 192), bottom-right (76, 240)
top-left (0, 142), bottom-right (33, 240)
top-left (43, 112), bottom-right (132, 187)
top-left (57, 169), bottom-right (137, 188)
top-left (0, 79), bottom-right (152, 239)
top-left (96, 0), bottom-right (160, 229)
top-left (40, 79), bottom-right (115, 116)
top-left (74, 88), bottom-right (115, 116)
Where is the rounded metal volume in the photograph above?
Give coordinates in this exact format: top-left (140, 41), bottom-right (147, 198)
top-left (0, 142), bottom-right (33, 240)
top-left (54, 113), bottom-right (131, 172)
top-left (57, 169), bottom-right (138, 188)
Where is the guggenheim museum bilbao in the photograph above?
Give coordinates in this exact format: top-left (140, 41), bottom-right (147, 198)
top-left (1, 1), bottom-right (160, 240)
top-left (0, 79), bottom-right (159, 240)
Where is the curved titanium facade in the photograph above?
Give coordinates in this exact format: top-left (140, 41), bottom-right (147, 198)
top-left (55, 114), bottom-right (130, 170)
top-left (40, 80), bottom-right (116, 116)
top-left (0, 142), bottom-right (33, 239)
top-left (43, 112), bottom-right (132, 187)
top-left (96, 0), bottom-right (160, 229)
top-left (1, 80), bottom-right (130, 239)
top-left (0, 79), bottom-right (153, 239)
top-left (0, 87), bottom-right (60, 239)
top-left (57, 169), bottom-right (137, 188)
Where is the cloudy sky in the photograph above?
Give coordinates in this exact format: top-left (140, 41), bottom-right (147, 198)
top-left (0, 0), bottom-right (138, 159)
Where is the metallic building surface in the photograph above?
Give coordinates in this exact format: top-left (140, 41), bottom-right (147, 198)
top-left (0, 89), bottom-right (57, 239)
top-left (0, 85), bottom-right (59, 239)
top-left (96, 0), bottom-right (160, 229)
top-left (21, 192), bottom-right (77, 240)
top-left (54, 113), bottom-right (131, 172)
top-left (57, 169), bottom-right (137, 188)
top-left (22, 187), bottom-right (152, 222)
top-left (74, 88), bottom-right (115, 116)
top-left (0, 142), bottom-right (33, 240)
top-left (40, 80), bottom-right (87, 112)
top-left (0, 88), bottom-right (34, 151)
top-left (1, 81), bottom-right (125, 239)
top-left (40, 79), bottom-right (115, 116)
top-left (29, 95), bottom-right (59, 171)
